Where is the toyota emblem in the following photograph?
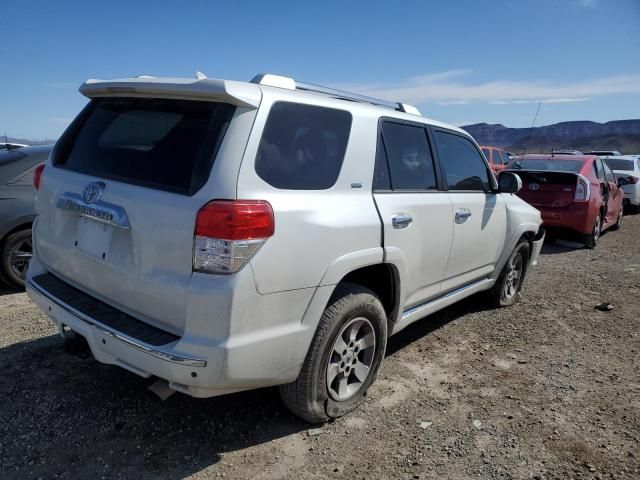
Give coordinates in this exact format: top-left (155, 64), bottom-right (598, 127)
top-left (82, 182), bottom-right (105, 204)
top-left (528, 183), bottom-right (540, 191)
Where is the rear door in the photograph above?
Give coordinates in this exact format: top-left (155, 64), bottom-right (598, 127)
top-left (372, 119), bottom-right (453, 308)
top-left (431, 128), bottom-right (507, 289)
top-left (34, 97), bottom-right (240, 334)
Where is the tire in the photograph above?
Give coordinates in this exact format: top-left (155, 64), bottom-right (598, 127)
top-left (491, 240), bottom-right (530, 307)
top-left (611, 206), bottom-right (623, 231)
top-left (279, 283), bottom-right (387, 423)
top-left (0, 228), bottom-right (33, 290)
top-left (583, 214), bottom-right (601, 249)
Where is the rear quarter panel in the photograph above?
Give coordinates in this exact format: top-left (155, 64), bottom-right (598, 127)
top-left (236, 91), bottom-right (383, 294)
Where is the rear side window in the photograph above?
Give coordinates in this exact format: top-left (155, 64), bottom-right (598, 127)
top-left (255, 102), bottom-right (352, 190)
top-left (434, 131), bottom-right (490, 191)
top-left (378, 121), bottom-right (437, 190)
top-left (481, 148), bottom-right (491, 163)
top-left (54, 98), bottom-right (235, 195)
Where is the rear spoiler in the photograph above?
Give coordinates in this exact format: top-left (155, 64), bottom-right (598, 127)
top-left (79, 76), bottom-right (262, 108)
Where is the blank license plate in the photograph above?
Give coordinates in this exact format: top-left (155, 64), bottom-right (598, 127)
top-left (75, 217), bottom-right (114, 258)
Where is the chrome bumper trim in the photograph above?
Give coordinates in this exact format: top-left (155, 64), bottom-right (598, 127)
top-left (27, 278), bottom-right (207, 368)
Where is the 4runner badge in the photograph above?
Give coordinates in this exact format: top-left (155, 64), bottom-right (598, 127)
top-left (82, 182), bottom-right (105, 204)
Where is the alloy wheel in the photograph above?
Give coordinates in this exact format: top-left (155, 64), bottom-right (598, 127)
top-left (9, 237), bottom-right (32, 281)
top-left (502, 252), bottom-right (523, 301)
top-left (326, 317), bottom-right (376, 401)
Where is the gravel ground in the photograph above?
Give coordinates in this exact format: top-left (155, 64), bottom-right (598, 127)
top-left (1, 216), bottom-right (639, 480)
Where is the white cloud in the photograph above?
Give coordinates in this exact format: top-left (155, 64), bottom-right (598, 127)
top-left (577, 0), bottom-right (596, 8)
top-left (437, 100), bottom-right (470, 106)
top-left (341, 71), bottom-right (640, 106)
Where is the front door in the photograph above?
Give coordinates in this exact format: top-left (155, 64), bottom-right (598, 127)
top-left (431, 129), bottom-right (507, 290)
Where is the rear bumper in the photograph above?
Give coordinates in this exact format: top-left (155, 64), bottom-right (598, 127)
top-left (26, 256), bottom-right (321, 398)
top-left (538, 203), bottom-right (593, 234)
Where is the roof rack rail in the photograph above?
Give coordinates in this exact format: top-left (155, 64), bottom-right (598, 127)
top-left (250, 73), bottom-right (421, 116)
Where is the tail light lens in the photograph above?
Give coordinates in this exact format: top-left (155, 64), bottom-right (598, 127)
top-left (574, 175), bottom-right (590, 202)
top-left (193, 200), bottom-right (274, 274)
top-left (33, 164), bottom-right (45, 190)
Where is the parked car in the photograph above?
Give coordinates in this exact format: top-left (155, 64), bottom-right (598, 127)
top-left (507, 154), bottom-right (626, 248)
top-left (0, 142), bottom-right (28, 151)
top-left (26, 73), bottom-right (544, 422)
top-left (586, 150), bottom-right (622, 157)
top-left (0, 145), bottom-right (52, 288)
top-left (480, 145), bottom-right (511, 173)
top-left (552, 149), bottom-right (583, 155)
top-left (603, 155), bottom-right (640, 213)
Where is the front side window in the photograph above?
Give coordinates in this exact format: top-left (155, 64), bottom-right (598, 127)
top-left (378, 121), bottom-right (437, 190)
top-left (434, 131), bottom-right (490, 191)
top-left (255, 102), bottom-right (352, 190)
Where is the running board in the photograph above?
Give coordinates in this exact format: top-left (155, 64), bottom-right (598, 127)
top-left (390, 278), bottom-right (495, 336)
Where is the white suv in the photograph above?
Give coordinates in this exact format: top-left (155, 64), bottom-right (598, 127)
top-left (27, 73), bottom-right (544, 422)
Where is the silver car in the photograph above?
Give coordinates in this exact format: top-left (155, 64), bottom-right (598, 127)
top-left (0, 145), bottom-right (52, 288)
top-left (27, 73), bottom-right (543, 422)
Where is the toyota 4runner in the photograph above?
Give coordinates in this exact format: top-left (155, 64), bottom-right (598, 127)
top-left (27, 73), bottom-right (544, 422)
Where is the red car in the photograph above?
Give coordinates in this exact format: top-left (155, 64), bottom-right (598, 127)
top-left (481, 146), bottom-right (511, 174)
top-left (506, 154), bottom-right (626, 248)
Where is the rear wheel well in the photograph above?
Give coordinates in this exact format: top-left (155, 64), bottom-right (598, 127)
top-left (336, 264), bottom-right (400, 324)
top-left (1, 222), bottom-right (32, 246)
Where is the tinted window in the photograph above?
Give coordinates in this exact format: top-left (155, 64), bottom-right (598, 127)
top-left (380, 122), bottom-right (437, 190)
top-left (481, 148), bottom-right (491, 162)
top-left (373, 133), bottom-right (391, 190)
top-left (55, 98), bottom-right (234, 195)
top-left (255, 102), bottom-right (352, 190)
top-left (603, 163), bottom-right (615, 184)
top-left (604, 158), bottom-right (634, 171)
top-left (497, 150), bottom-right (507, 165)
top-left (512, 158), bottom-right (585, 173)
top-left (434, 131), bottom-right (489, 191)
top-left (594, 159), bottom-right (606, 181)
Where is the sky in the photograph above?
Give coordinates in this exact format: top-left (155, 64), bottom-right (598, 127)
top-left (1, 0), bottom-right (639, 140)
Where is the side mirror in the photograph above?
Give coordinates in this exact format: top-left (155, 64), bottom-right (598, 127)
top-left (498, 172), bottom-right (522, 194)
top-left (617, 177), bottom-right (630, 187)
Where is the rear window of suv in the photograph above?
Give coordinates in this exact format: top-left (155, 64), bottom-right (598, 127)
top-left (255, 102), bottom-right (352, 190)
top-left (54, 98), bottom-right (235, 195)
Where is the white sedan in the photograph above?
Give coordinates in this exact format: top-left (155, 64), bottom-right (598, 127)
top-left (604, 155), bottom-right (640, 213)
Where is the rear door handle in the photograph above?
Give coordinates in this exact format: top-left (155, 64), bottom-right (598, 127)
top-left (391, 213), bottom-right (413, 229)
top-left (455, 209), bottom-right (472, 224)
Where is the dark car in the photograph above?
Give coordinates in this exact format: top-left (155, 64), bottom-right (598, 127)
top-left (0, 145), bottom-right (52, 288)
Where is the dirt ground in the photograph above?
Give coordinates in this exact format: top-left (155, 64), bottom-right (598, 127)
top-left (1, 216), bottom-right (639, 480)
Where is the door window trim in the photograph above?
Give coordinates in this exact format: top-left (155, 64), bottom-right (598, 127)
top-left (429, 126), bottom-right (497, 193)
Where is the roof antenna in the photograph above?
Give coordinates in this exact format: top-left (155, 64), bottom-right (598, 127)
top-left (195, 71), bottom-right (207, 80)
top-left (522, 101), bottom-right (542, 156)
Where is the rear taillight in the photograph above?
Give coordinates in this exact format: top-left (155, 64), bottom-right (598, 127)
top-left (33, 164), bottom-right (45, 190)
top-left (574, 174), bottom-right (590, 202)
top-left (193, 200), bottom-right (274, 274)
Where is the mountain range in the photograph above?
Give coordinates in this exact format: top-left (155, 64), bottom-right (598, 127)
top-left (462, 120), bottom-right (640, 154)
